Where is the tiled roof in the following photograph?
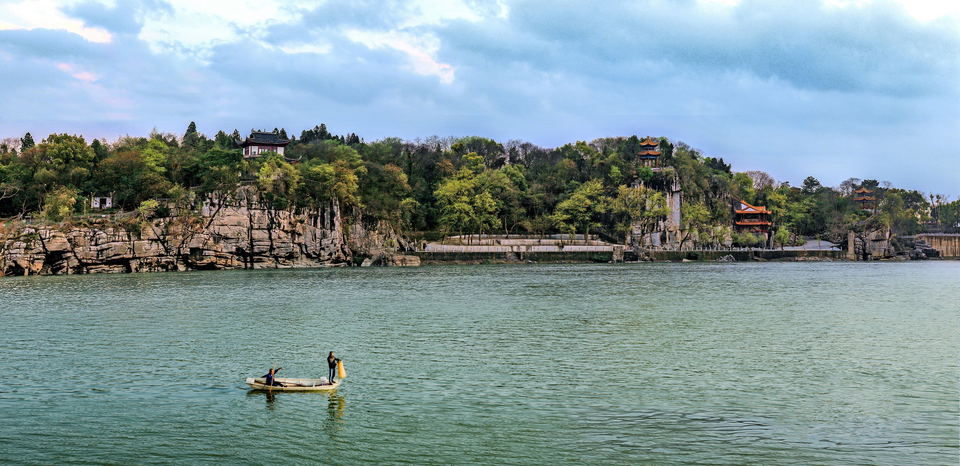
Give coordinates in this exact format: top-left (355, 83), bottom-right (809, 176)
top-left (242, 131), bottom-right (289, 146)
top-left (735, 200), bottom-right (771, 214)
top-left (639, 137), bottom-right (658, 146)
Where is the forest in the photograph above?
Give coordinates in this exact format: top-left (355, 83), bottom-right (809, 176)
top-left (1, 123), bottom-right (956, 248)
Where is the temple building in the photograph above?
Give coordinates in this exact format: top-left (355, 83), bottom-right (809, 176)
top-left (242, 131), bottom-right (290, 159)
top-left (853, 187), bottom-right (877, 212)
top-left (734, 200), bottom-right (772, 234)
top-left (638, 137), bottom-right (661, 168)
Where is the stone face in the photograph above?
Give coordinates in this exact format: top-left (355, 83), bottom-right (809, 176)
top-left (0, 198), bottom-right (412, 276)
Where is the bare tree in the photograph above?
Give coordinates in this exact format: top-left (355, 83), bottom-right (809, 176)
top-left (837, 177), bottom-right (861, 197)
top-left (743, 170), bottom-right (776, 191)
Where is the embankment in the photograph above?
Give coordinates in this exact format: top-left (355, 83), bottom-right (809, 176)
top-left (415, 248), bottom-right (844, 264)
top-left (0, 197), bottom-right (413, 276)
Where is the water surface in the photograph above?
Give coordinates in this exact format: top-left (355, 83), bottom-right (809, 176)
top-left (1, 262), bottom-right (957, 464)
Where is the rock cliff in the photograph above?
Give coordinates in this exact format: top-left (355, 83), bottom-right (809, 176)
top-left (0, 196), bottom-right (417, 276)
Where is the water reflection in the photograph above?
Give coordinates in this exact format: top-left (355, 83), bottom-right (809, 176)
top-left (245, 389), bottom-right (345, 421)
top-left (327, 392), bottom-right (345, 420)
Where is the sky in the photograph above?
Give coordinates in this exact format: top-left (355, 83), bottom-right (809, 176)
top-left (0, 0), bottom-right (957, 194)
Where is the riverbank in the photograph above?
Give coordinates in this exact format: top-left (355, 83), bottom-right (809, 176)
top-left (415, 248), bottom-right (846, 264)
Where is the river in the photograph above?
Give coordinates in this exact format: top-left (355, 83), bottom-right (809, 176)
top-left (1, 262), bottom-right (957, 464)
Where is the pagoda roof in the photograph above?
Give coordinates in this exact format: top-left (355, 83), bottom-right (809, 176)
top-left (242, 131), bottom-right (290, 147)
top-left (638, 150), bottom-right (661, 158)
top-left (735, 220), bottom-right (772, 226)
top-left (853, 196), bottom-right (876, 201)
top-left (735, 199), bottom-right (771, 214)
top-left (854, 187), bottom-right (874, 193)
top-left (639, 137), bottom-right (659, 147)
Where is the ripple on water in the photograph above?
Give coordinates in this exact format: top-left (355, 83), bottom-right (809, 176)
top-left (0, 262), bottom-right (957, 464)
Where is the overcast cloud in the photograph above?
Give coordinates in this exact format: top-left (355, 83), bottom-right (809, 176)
top-left (0, 0), bottom-right (957, 193)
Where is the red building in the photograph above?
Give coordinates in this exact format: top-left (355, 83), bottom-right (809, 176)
top-left (638, 137), bottom-right (661, 167)
top-left (734, 200), bottom-right (772, 234)
top-left (853, 187), bottom-right (877, 212)
top-left (242, 131), bottom-right (290, 159)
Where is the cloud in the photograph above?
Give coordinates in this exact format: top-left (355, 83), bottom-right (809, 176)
top-left (56, 62), bottom-right (98, 81)
top-left (0, 0), bottom-right (113, 43)
top-left (0, 0), bottom-right (956, 192)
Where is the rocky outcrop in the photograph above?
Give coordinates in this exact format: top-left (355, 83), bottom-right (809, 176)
top-left (0, 196), bottom-right (415, 276)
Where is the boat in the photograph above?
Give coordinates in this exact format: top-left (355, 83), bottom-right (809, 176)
top-left (245, 377), bottom-right (341, 391)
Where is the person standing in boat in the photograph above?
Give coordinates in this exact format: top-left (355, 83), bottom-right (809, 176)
top-left (263, 367), bottom-right (285, 387)
top-left (327, 352), bottom-right (340, 384)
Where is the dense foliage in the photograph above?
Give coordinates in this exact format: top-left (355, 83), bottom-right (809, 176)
top-left (1, 124), bottom-right (955, 247)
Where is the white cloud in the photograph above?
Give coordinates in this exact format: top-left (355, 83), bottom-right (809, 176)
top-left (345, 29), bottom-right (455, 84)
top-left (136, 0), bottom-right (308, 58)
top-left (0, 0), bottom-right (112, 43)
top-left (399, 0), bottom-right (484, 28)
top-left (824, 0), bottom-right (960, 22)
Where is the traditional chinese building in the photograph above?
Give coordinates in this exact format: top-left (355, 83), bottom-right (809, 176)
top-left (638, 137), bottom-right (661, 168)
top-left (241, 131), bottom-right (290, 159)
top-left (734, 199), bottom-right (772, 234)
top-left (853, 187), bottom-right (877, 212)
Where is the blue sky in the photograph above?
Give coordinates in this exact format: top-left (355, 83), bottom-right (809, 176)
top-left (1, 0), bottom-right (957, 193)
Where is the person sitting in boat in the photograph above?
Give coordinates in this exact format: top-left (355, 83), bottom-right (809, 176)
top-left (263, 367), bottom-right (285, 387)
top-left (327, 352), bottom-right (340, 385)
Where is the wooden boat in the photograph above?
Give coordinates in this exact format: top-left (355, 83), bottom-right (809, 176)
top-left (245, 377), bottom-right (341, 391)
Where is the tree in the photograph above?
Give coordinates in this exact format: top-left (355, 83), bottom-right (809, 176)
top-left (772, 227), bottom-right (792, 250)
top-left (837, 177), bottom-right (861, 196)
top-left (41, 186), bottom-right (78, 221)
top-left (801, 176), bottom-right (822, 194)
top-left (434, 169), bottom-right (477, 240)
top-left (611, 185), bottom-right (668, 245)
top-left (743, 170), bottom-right (776, 191)
top-left (550, 179), bottom-right (609, 239)
top-left (679, 202), bottom-right (710, 249)
top-left (182, 121), bottom-right (201, 149)
top-left (475, 168), bottom-right (522, 235)
top-left (21, 132), bottom-right (34, 150)
top-left (90, 139), bottom-right (109, 162)
top-left (301, 159), bottom-right (363, 209)
top-left (257, 154), bottom-right (302, 207)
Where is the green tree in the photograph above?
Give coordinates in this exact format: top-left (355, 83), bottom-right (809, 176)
top-left (611, 185), bottom-right (668, 244)
top-left (801, 176), bottom-right (822, 194)
top-left (21, 132), bottom-right (35, 150)
top-left (434, 170), bottom-right (477, 240)
top-left (257, 154), bottom-right (302, 207)
top-left (679, 202), bottom-right (710, 249)
top-left (182, 121), bottom-right (201, 149)
top-left (41, 186), bottom-right (78, 221)
top-left (550, 179), bottom-right (609, 239)
top-left (301, 159), bottom-right (362, 208)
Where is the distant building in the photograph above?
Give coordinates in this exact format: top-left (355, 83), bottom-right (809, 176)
top-left (90, 195), bottom-right (112, 210)
top-left (638, 137), bottom-right (661, 168)
top-left (853, 187), bottom-right (877, 212)
top-left (241, 131), bottom-right (290, 159)
top-left (734, 200), bottom-right (772, 234)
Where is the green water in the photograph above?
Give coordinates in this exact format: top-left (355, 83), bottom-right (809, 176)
top-left (1, 262), bottom-right (957, 464)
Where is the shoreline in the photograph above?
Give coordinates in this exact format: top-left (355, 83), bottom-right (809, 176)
top-left (3, 254), bottom-right (954, 278)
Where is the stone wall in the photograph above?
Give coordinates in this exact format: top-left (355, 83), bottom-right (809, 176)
top-left (0, 195), bottom-right (408, 276)
top-left (917, 234), bottom-right (960, 258)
